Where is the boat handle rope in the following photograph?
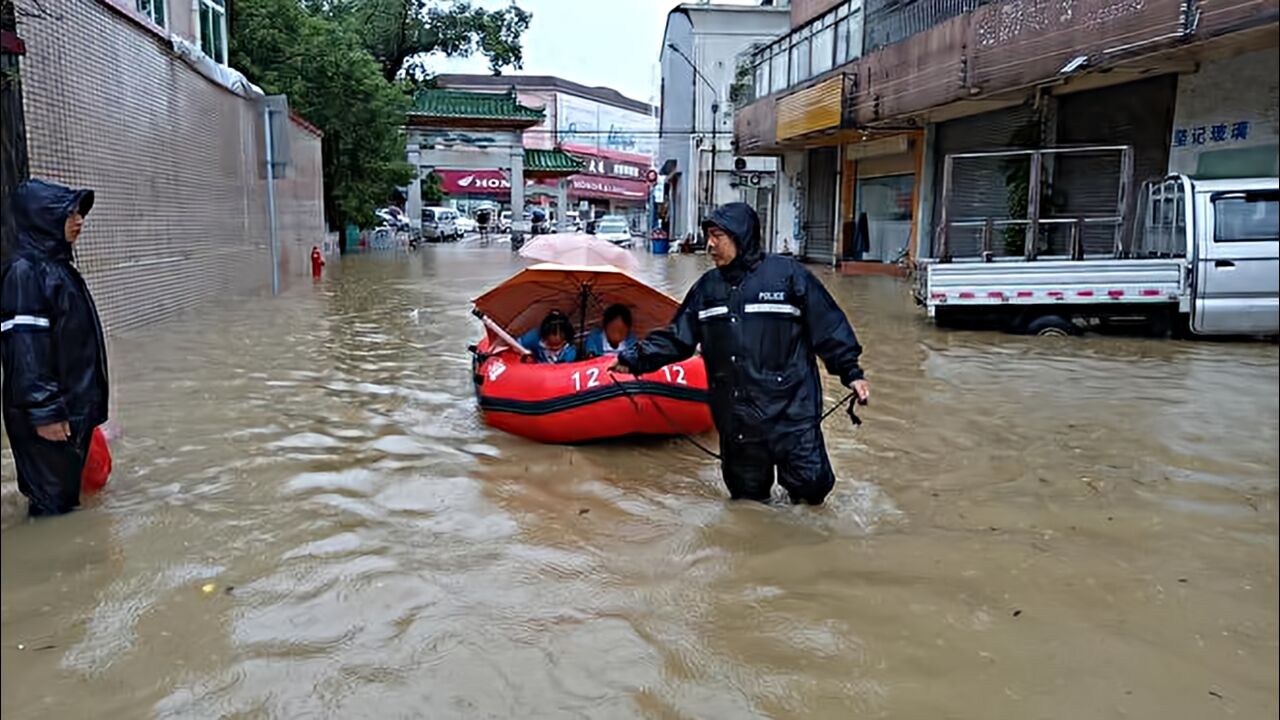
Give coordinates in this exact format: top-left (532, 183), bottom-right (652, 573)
top-left (606, 371), bottom-right (864, 462)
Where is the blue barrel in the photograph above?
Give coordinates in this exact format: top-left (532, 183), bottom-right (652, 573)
top-left (651, 238), bottom-right (670, 255)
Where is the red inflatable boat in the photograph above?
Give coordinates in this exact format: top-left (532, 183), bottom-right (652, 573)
top-left (471, 263), bottom-right (713, 444)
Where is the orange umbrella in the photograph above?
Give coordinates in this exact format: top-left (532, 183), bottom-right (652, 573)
top-left (518, 232), bottom-right (639, 272)
top-left (473, 263), bottom-right (678, 341)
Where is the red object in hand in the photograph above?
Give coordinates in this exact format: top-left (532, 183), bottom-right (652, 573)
top-left (81, 426), bottom-right (112, 492)
top-left (310, 247), bottom-right (325, 278)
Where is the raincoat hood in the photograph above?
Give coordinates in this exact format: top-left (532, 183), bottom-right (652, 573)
top-left (10, 179), bottom-right (94, 261)
top-left (701, 202), bottom-right (763, 282)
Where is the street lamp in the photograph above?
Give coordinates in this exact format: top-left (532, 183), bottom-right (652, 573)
top-left (667, 43), bottom-right (720, 209)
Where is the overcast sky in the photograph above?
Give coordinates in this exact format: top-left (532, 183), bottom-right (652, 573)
top-left (427, 0), bottom-right (759, 106)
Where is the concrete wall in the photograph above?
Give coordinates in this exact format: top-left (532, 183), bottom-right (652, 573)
top-left (659, 5), bottom-right (791, 238)
top-left (15, 0), bottom-right (326, 337)
top-left (275, 120), bottom-right (328, 278)
top-left (659, 10), bottom-right (696, 238)
top-left (1168, 46), bottom-right (1279, 177)
top-left (518, 89), bottom-right (556, 150)
top-left (773, 151), bottom-right (806, 254)
top-left (791, 0), bottom-right (840, 28)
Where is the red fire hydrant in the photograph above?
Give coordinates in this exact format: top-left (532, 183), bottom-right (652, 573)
top-left (310, 246), bottom-right (325, 279)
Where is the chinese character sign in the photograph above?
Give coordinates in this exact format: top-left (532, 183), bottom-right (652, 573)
top-left (1172, 120), bottom-right (1250, 147)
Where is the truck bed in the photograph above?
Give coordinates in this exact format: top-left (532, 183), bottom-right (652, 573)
top-left (918, 258), bottom-right (1186, 316)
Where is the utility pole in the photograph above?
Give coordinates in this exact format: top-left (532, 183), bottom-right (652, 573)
top-left (264, 103), bottom-right (280, 297)
top-left (667, 43), bottom-right (720, 211)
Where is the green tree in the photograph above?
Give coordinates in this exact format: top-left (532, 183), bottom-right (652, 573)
top-left (421, 171), bottom-right (446, 204)
top-left (319, 0), bottom-right (532, 82)
top-left (232, 0), bottom-right (413, 229)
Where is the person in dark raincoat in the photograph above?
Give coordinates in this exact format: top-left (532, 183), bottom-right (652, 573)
top-left (613, 202), bottom-right (869, 505)
top-left (2, 179), bottom-right (109, 516)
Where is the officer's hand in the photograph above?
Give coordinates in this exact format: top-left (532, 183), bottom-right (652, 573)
top-left (608, 361), bottom-right (631, 375)
top-left (850, 379), bottom-right (870, 405)
top-left (36, 421), bottom-right (71, 442)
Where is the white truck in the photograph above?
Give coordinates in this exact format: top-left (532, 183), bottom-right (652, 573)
top-left (915, 146), bottom-right (1279, 338)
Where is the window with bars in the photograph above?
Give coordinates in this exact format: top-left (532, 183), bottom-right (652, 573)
top-left (199, 0), bottom-right (228, 64)
top-left (135, 0), bottom-right (166, 28)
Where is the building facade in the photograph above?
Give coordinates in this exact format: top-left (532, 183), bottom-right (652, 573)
top-left (657, 2), bottom-right (792, 244)
top-left (2, 0), bottom-right (326, 336)
top-left (734, 0), bottom-right (1279, 270)
top-left (429, 74), bottom-right (658, 231)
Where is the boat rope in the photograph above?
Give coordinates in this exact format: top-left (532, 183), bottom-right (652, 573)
top-left (606, 371), bottom-right (864, 462)
top-left (607, 371), bottom-right (722, 460)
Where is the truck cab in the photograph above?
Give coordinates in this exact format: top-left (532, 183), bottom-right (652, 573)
top-left (1187, 178), bottom-right (1279, 335)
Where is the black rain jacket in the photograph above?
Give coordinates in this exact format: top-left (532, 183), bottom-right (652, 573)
top-left (618, 202), bottom-right (864, 441)
top-left (1, 179), bottom-right (109, 430)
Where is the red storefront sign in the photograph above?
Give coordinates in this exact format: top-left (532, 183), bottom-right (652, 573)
top-left (435, 169), bottom-right (511, 194)
top-left (564, 175), bottom-right (650, 200)
top-left (435, 170), bottom-right (651, 201)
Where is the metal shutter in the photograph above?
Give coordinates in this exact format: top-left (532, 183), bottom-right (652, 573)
top-left (804, 147), bottom-right (839, 264)
top-left (931, 104), bottom-right (1041, 257)
top-left (1053, 75), bottom-right (1178, 255)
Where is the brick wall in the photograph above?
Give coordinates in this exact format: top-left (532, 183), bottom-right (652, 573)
top-left (14, 0), bottom-right (325, 336)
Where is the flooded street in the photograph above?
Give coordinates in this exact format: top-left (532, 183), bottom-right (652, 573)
top-left (2, 246), bottom-right (1277, 719)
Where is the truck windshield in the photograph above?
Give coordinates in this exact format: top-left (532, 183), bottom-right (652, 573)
top-left (1213, 190), bottom-right (1279, 242)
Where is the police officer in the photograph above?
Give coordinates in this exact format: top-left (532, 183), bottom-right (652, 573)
top-left (1, 179), bottom-right (109, 517)
top-left (613, 202), bottom-right (868, 505)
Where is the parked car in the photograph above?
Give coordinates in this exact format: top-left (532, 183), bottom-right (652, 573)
top-left (565, 211), bottom-right (582, 232)
top-left (499, 210), bottom-right (513, 233)
top-left (456, 215), bottom-right (477, 234)
top-left (593, 215), bottom-right (633, 247)
top-left (422, 207), bottom-right (460, 242)
top-left (375, 206), bottom-right (411, 232)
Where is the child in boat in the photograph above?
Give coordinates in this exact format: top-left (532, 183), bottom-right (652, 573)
top-left (519, 311), bottom-right (578, 364)
top-left (585, 304), bottom-right (636, 357)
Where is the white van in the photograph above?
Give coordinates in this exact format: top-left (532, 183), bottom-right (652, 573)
top-left (422, 207), bottom-right (459, 242)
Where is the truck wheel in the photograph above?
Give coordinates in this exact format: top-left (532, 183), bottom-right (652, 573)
top-left (1025, 315), bottom-right (1078, 337)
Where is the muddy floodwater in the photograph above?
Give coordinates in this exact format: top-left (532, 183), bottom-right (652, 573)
top-left (2, 246), bottom-right (1277, 719)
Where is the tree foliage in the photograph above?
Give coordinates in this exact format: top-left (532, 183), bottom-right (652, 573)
top-left (421, 171), bottom-right (446, 204)
top-left (318, 0), bottom-right (532, 82)
top-left (232, 0), bottom-right (413, 229)
top-left (231, 0), bottom-right (530, 229)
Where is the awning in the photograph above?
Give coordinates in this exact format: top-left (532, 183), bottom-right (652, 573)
top-left (524, 148), bottom-right (584, 177)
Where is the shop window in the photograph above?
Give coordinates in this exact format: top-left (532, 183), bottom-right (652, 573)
top-left (855, 173), bottom-right (915, 262)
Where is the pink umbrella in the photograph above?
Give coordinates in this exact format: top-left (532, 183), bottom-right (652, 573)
top-left (475, 263), bottom-right (677, 340)
top-left (518, 232), bottom-right (639, 272)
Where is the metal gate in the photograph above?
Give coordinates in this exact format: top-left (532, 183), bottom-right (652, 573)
top-left (1053, 75), bottom-right (1178, 255)
top-left (803, 147), bottom-right (838, 264)
top-left (931, 104), bottom-right (1040, 257)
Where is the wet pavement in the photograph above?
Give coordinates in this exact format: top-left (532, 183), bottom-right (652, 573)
top-left (2, 244), bottom-right (1277, 719)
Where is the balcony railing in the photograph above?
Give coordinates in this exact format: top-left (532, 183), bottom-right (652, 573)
top-left (863, 0), bottom-right (990, 52)
top-left (741, 0), bottom-right (999, 102)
